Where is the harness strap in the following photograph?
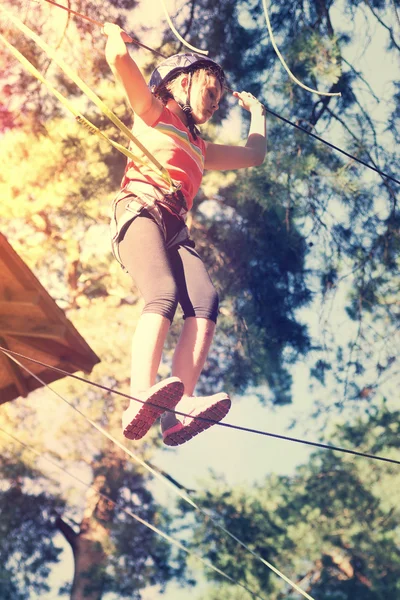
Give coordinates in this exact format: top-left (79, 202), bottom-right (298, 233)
top-left (0, 5), bottom-right (178, 193)
top-left (123, 181), bottom-right (188, 219)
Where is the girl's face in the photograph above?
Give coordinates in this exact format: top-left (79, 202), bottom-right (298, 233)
top-left (187, 72), bottom-right (223, 125)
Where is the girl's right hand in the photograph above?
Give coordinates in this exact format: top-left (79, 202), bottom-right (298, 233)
top-left (103, 22), bottom-right (133, 44)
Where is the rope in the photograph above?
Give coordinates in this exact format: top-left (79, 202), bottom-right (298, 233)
top-left (2, 350), bottom-right (312, 600)
top-left (262, 105), bottom-right (400, 185)
top-left (261, 0), bottom-right (340, 97)
top-left (1, 347), bottom-right (399, 466)
top-left (226, 85), bottom-right (400, 186)
top-left (13, 0), bottom-right (399, 184)
top-left (0, 427), bottom-right (266, 600)
top-left (38, 0), bottom-right (167, 58)
top-left (0, 33), bottom-right (160, 174)
top-left (158, 0), bottom-right (208, 55)
top-left (0, 5), bottom-right (176, 192)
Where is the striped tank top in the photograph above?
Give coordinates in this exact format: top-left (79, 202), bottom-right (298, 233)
top-left (121, 105), bottom-right (206, 211)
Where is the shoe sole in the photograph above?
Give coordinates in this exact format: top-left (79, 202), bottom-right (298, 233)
top-left (123, 380), bottom-right (184, 440)
top-left (163, 397), bottom-right (231, 446)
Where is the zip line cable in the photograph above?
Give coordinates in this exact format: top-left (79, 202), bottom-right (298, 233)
top-left (1, 346), bottom-right (399, 467)
top-left (18, 0), bottom-right (400, 185)
top-left (0, 427), bottom-right (266, 600)
top-left (2, 349), bottom-right (315, 600)
top-left (2, 3), bottom-right (399, 186)
top-left (38, 0), bottom-right (168, 58)
top-left (261, 106), bottom-right (400, 186)
top-left (38, 0), bottom-right (208, 57)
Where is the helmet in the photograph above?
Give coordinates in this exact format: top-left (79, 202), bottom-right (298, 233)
top-left (149, 53), bottom-right (225, 92)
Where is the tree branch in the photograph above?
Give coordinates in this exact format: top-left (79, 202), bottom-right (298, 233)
top-left (326, 107), bottom-right (398, 207)
top-left (363, 0), bottom-right (400, 51)
top-left (56, 515), bottom-right (78, 553)
top-left (341, 57), bottom-right (379, 102)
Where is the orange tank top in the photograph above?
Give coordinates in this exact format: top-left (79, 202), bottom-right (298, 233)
top-left (121, 105), bottom-right (206, 211)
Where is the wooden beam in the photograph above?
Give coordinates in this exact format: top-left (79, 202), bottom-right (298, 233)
top-left (0, 300), bottom-right (42, 317)
top-left (0, 316), bottom-right (66, 340)
top-left (0, 290), bottom-right (41, 304)
top-left (0, 337), bottom-right (29, 398)
top-left (15, 337), bottom-right (99, 374)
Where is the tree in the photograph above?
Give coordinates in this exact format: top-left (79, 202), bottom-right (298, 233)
top-left (0, 402), bottom-right (186, 599)
top-left (0, 448), bottom-right (64, 599)
top-left (180, 403), bottom-right (400, 599)
top-left (166, 0), bottom-right (399, 409)
top-left (0, 0), bottom-right (399, 596)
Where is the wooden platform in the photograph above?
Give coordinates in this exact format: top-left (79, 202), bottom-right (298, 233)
top-left (0, 233), bottom-right (100, 404)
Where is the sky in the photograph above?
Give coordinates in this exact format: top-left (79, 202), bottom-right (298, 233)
top-left (3, 0), bottom-right (398, 598)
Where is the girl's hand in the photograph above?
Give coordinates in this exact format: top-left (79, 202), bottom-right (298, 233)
top-left (103, 22), bottom-right (133, 44)
top-left (233, 91), bottom-right (265, 114)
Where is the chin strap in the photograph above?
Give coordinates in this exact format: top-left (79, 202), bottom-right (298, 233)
top-left (178, 72), bottom-right (200, 139)
top-left (180, 104), bottom-right (199, 139)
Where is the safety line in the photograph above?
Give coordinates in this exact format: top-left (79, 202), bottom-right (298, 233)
top-left (262, 105), bottom-right (400, 186)
top-left (261, 0), bottom-right (340, 97)
top-left (1, 346), bottom-right (399, 466)
top-left (38, 0), bottom-right (167, 58)
top-left (0, 33), bottom-right (159, 173)
top-left (229, 84), bottom-right (400, 186)
top-left (0, 5), bottom-right (176, 192)
top-left (0, 427), bottom-right (266, 600)
top-left (11, 1), bottom-right (399, 185)
top-left (2, 350), bottom-right (312, 600)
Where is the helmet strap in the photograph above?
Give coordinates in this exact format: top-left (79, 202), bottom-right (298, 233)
top-left (178, 71), bottom-right (199, 139)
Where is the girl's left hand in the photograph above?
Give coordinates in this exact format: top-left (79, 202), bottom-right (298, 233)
top-left (103, 22), bottom-right (133, 44)
top-left (233, 91), bottom-right (265, 113)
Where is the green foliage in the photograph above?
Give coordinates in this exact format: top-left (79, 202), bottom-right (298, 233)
top-left (182, 405), bottom-right (400, 599)
top-left (192, 159), bottom-right (312, 403)
top-left (1, 0), bottom-right (399, 597)
top-left (0, 452), bottom-right (65, 599)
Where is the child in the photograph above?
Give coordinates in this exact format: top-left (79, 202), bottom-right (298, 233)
top-left (104, 23), bottom-right (267, 446)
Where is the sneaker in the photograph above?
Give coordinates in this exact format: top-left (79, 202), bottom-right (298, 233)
top-left (161, 392), bottom-right (231, 446)
top-left (123, 377), bottom-right (184, 440)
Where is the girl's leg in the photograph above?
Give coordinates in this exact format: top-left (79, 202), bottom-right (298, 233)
top-left (170, 243), bottom-right (220, 394)
top-left (118, 213), bottom-right (178, 393)
top-left (130, 313), bottom-right (170, 394)
top-left (161, 244), bottom-right (231, 445)
top-left (171, 316), bottom-right (215, 395)
top-left (117, 214), bottom-right (184, 439)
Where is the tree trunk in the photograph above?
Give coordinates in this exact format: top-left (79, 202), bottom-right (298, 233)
top-left (70, 514), bottom-right (109, 600)
top-left (58, 446), bottom-right (128, 600)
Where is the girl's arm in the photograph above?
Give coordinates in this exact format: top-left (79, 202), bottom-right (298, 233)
top-left (103, 23), bottom-right (163, 125)
top-left (204, 92), bottom-right (267, 171)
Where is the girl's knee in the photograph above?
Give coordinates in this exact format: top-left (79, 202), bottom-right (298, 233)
top-left (206, 288), bottom-right (219, 322)
top-left (143, 277), bottom-right (179, 321)
top-left (186, 287), bottom-right (219, 323)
